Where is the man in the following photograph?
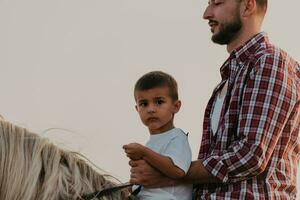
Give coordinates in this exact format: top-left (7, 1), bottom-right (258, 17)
top-left (128, 0), bottom-right (300, 199)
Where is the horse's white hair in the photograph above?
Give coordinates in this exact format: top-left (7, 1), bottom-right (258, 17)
top-left (0, 119), bottom-right (135, 200)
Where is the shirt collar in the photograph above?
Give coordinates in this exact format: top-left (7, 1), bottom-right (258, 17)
top-left (220, 32), bottom-right (269, 80)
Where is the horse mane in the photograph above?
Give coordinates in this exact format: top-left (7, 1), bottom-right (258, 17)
top-left (0, 119), bottom-right (134, 200)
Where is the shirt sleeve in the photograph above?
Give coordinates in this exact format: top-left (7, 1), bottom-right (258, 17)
top-left (163, 134), bottom-right (192, 174)
top-left (202, 53), bottom-right (299, 183)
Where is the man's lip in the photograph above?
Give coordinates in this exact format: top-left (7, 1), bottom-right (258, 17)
top-left (209, 22), bottom-right (218, 33)
top-left (209, 22), bottom-right (218, 27)
top-left (208, 20), bottom-right (218, 27)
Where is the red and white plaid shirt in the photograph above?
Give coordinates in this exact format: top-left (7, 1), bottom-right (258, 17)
top-left (196, 32), bottom-right (300, 199)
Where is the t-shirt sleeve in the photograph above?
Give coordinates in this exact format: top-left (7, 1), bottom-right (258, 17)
top-left (162, 134), bottom-right (192, 174)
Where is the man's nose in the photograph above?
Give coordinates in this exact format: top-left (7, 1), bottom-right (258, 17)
top-left (203, 5), bottom-right (213, 20)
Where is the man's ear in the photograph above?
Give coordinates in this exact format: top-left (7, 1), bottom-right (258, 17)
top-left (240, 0), bottom-right (257, 17)
top-left (173, 100), bottom-right (181, 113)
top-left (135, 105), bottom-right (138, 112)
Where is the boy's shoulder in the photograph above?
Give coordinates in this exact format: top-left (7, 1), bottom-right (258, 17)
top-left (166, 128), bottom-right (188, 139)
top-left (147, 128), bottom-right (187, 144)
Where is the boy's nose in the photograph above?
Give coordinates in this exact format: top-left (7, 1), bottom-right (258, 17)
top-left (147, 105), bottom-right (156, 113)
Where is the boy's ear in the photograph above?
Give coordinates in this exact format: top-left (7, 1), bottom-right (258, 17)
top-left (173, 100), bottom-right (181, 113)
top-left (135, 105), bottom-right (138, 112)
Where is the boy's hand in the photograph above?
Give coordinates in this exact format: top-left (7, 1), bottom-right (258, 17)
top-left (129, 159), bottom-right (175, 188)
top-left (123, 143), bottom-right (146, 161)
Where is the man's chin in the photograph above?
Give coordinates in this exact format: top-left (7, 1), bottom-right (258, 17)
top-left (212, 35), bottom-right (228, 45)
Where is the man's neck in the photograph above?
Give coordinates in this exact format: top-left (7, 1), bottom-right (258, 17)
top-left (226, 30), bottom-right (260, 53)
top-left (226, 21), bottom-right (261, 53)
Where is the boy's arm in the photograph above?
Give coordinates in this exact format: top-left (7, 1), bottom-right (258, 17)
top-left (123, 143), bottom-right (185, 179)
top-left (143, 145), bottom-right (185, 179)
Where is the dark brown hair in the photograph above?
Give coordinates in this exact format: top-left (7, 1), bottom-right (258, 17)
top-left (134, 71), bottom-right (179, 101)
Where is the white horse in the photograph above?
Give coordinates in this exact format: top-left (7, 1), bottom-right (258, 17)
top-left (0, 119), bottom-right (136, 200)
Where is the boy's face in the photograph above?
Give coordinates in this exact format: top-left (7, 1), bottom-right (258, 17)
top-left (135, 86), bottom-right (181, 134)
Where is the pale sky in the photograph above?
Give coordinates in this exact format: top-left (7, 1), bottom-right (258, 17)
top-left (0, 0), bottom-right (299, 194)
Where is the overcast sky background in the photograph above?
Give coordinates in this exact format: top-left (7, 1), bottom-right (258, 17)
top-left (1, 0), bottom-right (299, 193)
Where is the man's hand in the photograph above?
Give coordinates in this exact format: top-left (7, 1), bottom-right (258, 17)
top-left (123, 143), bottom-right (146, 161)
top-left (129, 159), bottom-right (175, 188)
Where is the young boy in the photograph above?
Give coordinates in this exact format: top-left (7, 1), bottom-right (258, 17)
top-left (123, 71), bottom-right (192, 200)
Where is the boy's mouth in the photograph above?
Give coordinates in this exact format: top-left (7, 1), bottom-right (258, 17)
top-left (147, 117), bottom-right (159, 122)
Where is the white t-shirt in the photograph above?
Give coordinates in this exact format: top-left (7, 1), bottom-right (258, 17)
top-left (211, 81), bottom-right (228, 136)
top-left (134, 128), bottom-right (193, 200)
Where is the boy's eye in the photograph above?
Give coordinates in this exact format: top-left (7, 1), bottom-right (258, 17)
top-left (155, 99), bottom-right (165, 105)
top-left (139, 102), bottom-right (148, 107)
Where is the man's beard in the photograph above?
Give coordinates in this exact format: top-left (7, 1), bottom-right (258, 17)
top-left (211, 13), bottom-right (242, 45)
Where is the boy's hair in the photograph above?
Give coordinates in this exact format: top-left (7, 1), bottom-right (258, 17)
top-left (134, 71), bottom-right (179, 101)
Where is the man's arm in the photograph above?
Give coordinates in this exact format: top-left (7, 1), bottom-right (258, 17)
top-left (129, 159), bottom-right (220, 187)
top-left (123, 143), bottom-right (185, 179)
top-left (182, 160), bottom-right (221, 184)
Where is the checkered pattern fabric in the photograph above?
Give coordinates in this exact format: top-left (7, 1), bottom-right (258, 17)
top-left (195, 32), bottom-right (300, 199)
